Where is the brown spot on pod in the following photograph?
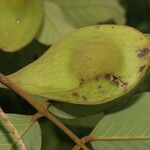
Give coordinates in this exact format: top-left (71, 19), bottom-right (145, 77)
top-left (105, 74), bottom-right (127, 89)
top-left (82, 96), bottom-right (87, 101)
top-left (105, 74), bottom-right (118, 82)
top-left (114, 80), bottom-right (128, 89)
top-left (95, 25), bottom-right (101, 28)
top-left (112, 75), bottom-right (119, 81)
top-left (105, 74), bottom-right (114, 81)
top-left (72, 92), bottom-right (79, 97)
top-left (97, 85), bottom-right (103, 93)
top-left (94, 74), bottom-right (100, 81)
top-left (140, 37), bottom-right (144, 40)
top-left (137, 48), bottom-right (150, 57)
top-left (80, 78), bottom-right (85, 85)
top-left (139, 65), bottom-right (146, 72)
top-left (97, 85), bottom-right (101, 89)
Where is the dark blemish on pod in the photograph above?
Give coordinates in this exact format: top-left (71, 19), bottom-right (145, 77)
top-left (82, 96), bottom-right (87, 101)
top-left (72, 92), bottom-right (80, 97)
top-left (114, 80), bottom-right (128, 89)
top-left (139, 65), bottom-right (146, 72)
top-left (97, 85), bottom-right (101, 89)
top-left (97, 85), bottom-right (103, 93)
top-left (112, 75), bottom-right (118, 81)
top-left (105, 74), bottom-right (112, 81)
top-left (118, 81), bottom-right (127, 89)
top-left (94, 75), bottom-right (100, 81)
top-left (105, 74), bottom-right (128, 89)
top-left (2, 46), bottom-right (7, 50)
top-left (95, 25), bottom-right (101, 28)
top-left (140, 37), bottom-right (144, 40)
top-left (105, 74), bottom-right (118, 82)
top-left (88, 57), bottom-right (91, 60)
top-left (80, 78), bottom-right (85, 85)
top-left (137, 48), bottom-right (150, 57)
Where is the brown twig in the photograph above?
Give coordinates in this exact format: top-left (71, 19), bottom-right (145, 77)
top-left (73, 135), bottom-right (93, 150)
top-left (31, 101), bottom-right (51, 122)
top-left (0, 73), bottom-right (89, 150)
top-left (0, 107), bottom-right (26, 150)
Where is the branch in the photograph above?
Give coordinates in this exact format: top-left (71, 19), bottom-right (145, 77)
top-left (31, 101), bottom-right (51, 122)
top-left (0, 73), bottom-right (89, 150)
top-left (0, 107), bottom-right (26, 150)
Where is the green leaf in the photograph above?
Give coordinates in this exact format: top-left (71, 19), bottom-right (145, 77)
top-left (49, 105), bottom-right (75, 119)
top-left (50, 0), bottom-right (126, 27)
top-left (0, 114), bottom-right (41, 150)
top-left (61, 113), bottom-right (104, 128)
top-left (36, 1), bottom-right (75, 45)
top-left (0, 0), bottom-right (43, 52)
top-left (90, 92), bottom-right (150, 150)
top-left (39, 118), bottom-right (72, 150)
top-left (40, 119), bottom-right (60, 150)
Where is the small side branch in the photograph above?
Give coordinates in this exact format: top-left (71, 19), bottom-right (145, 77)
top-left (0, 108), bottom-right (26, 150)
top-left (0, 73), bottom-right (89, 150)
top-left (31, 101), bottom-right (51, 122)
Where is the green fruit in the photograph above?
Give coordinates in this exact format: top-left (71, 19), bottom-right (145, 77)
top-left (0, 0), bottom-right (43, 52)
top-left (2, 25), bottom-right (150, 104)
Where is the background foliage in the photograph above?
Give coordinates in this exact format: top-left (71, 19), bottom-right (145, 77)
top-left (0, 0), bottom-right (149, 149)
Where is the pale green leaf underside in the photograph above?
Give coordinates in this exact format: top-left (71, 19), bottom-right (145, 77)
top-left (37, 0), bottom-right (126, 45)
top-left (36, 1), bottom-right (74, 45)
top-left (91, 92), bottom-right (150, 150)
top-left (50, 0), bottom-right (126, 27)
top-left (0, 114), bottom-right (41, 150)
top-left (49, 105), bottom-right (75, 119)
top-left (31, 96), bottom-right (75, 119)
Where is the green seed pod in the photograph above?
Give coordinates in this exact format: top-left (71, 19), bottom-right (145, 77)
top-left (2, 25), bottom-right (150, 104)
top-left (0, 0), bottom-right (43, 52)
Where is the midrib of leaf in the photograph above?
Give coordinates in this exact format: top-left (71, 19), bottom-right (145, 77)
top-left (10, 123), bottom-right (33, 149)
top-left (93, 98), bottom-right (149, 135)
top-left (89, 136), bottom-right (150, 141)
top-left (0, 114), bottom-right (34, 149)
top-left (90, 93), bottom-right (150, 149)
